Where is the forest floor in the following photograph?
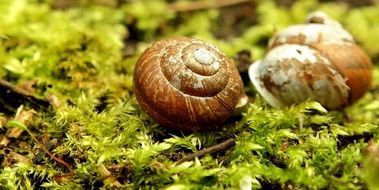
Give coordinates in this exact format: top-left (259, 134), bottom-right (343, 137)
top-left (1, 0), bottom-right (379, 189)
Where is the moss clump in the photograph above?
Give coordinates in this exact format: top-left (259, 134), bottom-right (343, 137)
top-left (0, 0), bottom-right (378, 189)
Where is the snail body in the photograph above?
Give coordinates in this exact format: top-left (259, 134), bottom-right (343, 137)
top-left (249, 12), bottom-right (372, 109)
top-left (134, 37), bottom-right (247, 131)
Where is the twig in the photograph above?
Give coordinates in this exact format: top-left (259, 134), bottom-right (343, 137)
top-left (26, 128), bottom-right (74, 173)
top-left (4, 106), bottom-right (74, 172)
top-left (176, 138), bottom-right (236, 165)
top-left (168, 0), bottom-right (251, 12)
top-left (0, 79), bottom-right (50, 112)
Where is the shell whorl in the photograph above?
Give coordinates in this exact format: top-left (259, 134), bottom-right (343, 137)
top-left (157, 38), bottom-right (229, 97)
top-left (134, 37), bottom-right (245, 131)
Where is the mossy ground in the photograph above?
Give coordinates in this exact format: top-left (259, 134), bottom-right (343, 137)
top-left (0, 0), bottom-right (379, 189)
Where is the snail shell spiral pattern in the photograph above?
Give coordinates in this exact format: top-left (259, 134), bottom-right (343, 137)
top-left (134, 37), bottom-right (246, 131)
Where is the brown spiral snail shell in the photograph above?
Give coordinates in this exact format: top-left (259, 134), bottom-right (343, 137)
top-left (249, 11), bottom-right (373, 109)
top-left (134, 37), bottom-right (247, 131)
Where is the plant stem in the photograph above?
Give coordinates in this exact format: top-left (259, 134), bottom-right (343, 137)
top-left (0, 79), bottom-right (50, 112)
top-left (26, 129), bottom-right (74, 173)
top-left (176, 138), bottom-right (236, 164)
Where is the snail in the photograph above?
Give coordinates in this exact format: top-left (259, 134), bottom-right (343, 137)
top-left (249, 11), bottom-right (373, 109)
top-left (134, 37), bottom-right (247, 131)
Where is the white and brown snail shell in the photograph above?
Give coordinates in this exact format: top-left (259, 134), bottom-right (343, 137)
top-left (249, 11), bottom-right (373, 109)
top-left (134, 37), bottom-right (247, 131)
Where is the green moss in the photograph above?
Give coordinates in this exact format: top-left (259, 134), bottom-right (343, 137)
top-left (0, 0), bottom-right (379, 189)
